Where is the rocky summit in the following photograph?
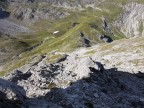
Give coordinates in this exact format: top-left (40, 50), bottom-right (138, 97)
top-left (0, 0), bottom-right (144, 108)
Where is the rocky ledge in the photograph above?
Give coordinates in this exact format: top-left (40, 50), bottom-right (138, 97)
top-left (1, 52), bottom-right (144, 108)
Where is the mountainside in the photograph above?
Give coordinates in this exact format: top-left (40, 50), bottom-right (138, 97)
top-left (0, 0), bottom-right (144, 108)
top-left (1, 36), bottom-right (144, 108)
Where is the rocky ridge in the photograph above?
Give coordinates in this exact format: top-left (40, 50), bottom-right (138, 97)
top-left (1, 55), bottom-right (144, 108)
top-left (1, 37), bottom-right (144, 108)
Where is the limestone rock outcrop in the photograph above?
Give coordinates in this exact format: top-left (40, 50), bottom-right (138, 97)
top-left (116, 2), bottom-right (144, 37)
top-left (1, 51), bottom-right (144, 108)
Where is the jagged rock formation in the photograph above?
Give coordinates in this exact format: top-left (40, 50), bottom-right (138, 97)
top-left (116, 2), bottom-right (144, 37)
top-left (1, 51), bottom-right (144, 108)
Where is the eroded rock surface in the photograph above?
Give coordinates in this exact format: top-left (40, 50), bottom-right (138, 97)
top-left (1, 52), bottom-right (144, 108)
top-left (116, 2), bottom-right (144, 37)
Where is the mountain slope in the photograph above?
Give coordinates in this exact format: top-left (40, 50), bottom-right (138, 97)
top-left (0, 1), bottom-right (126, 74)
top-left (0, 0), bottom-right (144, 74)
top-left (1, 36), bottom-right (144, 108)
top-left (0, 0), bottom-right (144, 108)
